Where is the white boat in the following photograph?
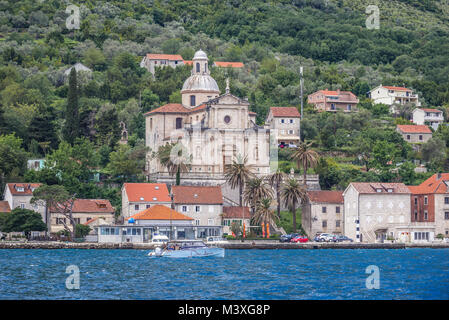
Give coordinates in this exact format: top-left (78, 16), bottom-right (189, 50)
top-left (148, 240), bottom-right (225, 258)
top-left (149, 234), bottom-right (169, 244)
top-left (205, 236), bottom-right (229, 245)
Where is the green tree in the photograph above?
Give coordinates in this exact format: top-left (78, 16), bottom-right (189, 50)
top-left (268, 170), bottom-right (287, 218)
top-left (0, 208), bottom-right (46, 239)
top-left (157, 142), bottom-right (191, 186)
top-left (106, 144), bottom-right (147, 182)
top-left (291, 141), bottom-right (319, 187)
top-left (0, 134), bottom-right (28, 185)
top-left (75, 224), bottom-right (91, 238)
top-left (243, 177), bottom-right (273, 216)
top-left (224, 154), bottom-right (255, 207)
top-left (281, 178), bottom-right (308, 233)
top-left (63, 68), bottom-right (80, 144)
top-left (253, 198), bottom-right (278, 238)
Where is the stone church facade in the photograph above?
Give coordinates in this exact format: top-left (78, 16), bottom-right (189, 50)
top-left (144, 50), bottom-right (274, 188)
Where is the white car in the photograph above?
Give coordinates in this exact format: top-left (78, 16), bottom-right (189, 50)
top-left (316, 233), bottom-right (335, 242)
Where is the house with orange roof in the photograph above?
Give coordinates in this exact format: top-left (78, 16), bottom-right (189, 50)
top-left (3, 183), bottom-right (46, 223)
top-left (369, 85), bottom-right (421, 108)
top-left (301, 191), bottom-right (344, 238)
top-left (222, 206), bottom-right (251, 235)
top-left (343, 182), bottom-right (411, 243)
top-left (172, 185), bottom-right (223, 228)
top-left (308, 89), bottom-right (359, 112)
top-left (412, 108), bottom-right (444, 130)
top-left (396, 124), bottom-right (432, 144)
top-left (50, 199), bottom-right (114, 233)
top-left (97, 204), bottom-right (222, 243)
top-left (140, 53), bottom-right (185, 75)
top-left (408, 173), bottom-right (449, 240)
top-left (265, 107), bottom-right (301, 146)
top-left (121, 183), bottom-right (171, 218)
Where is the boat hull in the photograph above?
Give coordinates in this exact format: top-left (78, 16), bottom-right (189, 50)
top-left (149, 247), bottom-right (225, 258)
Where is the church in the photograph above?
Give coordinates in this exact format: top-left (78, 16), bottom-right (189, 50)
top-left (144, 50), bottom-right (273, 187)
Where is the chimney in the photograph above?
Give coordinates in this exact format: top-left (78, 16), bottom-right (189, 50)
top-left (437, 173), bottom-right (442, 180)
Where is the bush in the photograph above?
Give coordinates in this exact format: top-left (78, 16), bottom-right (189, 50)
top-left (436, 233), bottom-right (444, 239)
top-left (75, 224), bottom-right (91, 238)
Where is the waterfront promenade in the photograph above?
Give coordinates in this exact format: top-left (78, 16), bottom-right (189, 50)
top-left (1, 241), bottom-right (449, 249)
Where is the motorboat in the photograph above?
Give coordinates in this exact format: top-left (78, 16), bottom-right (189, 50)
top-left (149, 234), bottom-right (169, 244)
top-left (148, 240), bottom-right (225, 258)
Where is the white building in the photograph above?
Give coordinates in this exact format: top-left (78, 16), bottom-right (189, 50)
top-left (140, 53), bottom-right (185, 75)
top-left (412, 108), bottom-right (444, 130)
top-left (369, 85), bottom-right (421, 108)
top-left (172, 185), bottom-right (223, 227)
top-left (265, 107), bottom-right (301, 146)
top-left (343, 182), bottom-right (411, 243)
top-left (121, 183), bottom-right (171, 218)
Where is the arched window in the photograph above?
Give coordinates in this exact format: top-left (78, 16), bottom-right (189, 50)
top-left (205, 63), bottom-right (207, 72)
top-left (190, 95), bottom-right (196, 106)
top-left (196, 63), bottom-right (200, 73)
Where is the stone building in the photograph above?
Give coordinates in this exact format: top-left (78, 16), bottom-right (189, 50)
top-left (144, 50), bottom-right (272, 188)
top-left (140, 53), bottom-right (185, 75)
top-left (301, 191), bottom-right (344, 238)
top-left (396, 125), bottom-right (432, 144)
top-left (265, 107), bottom-right (301, 146)
top-left (308, 89), bottom-right (359, 112)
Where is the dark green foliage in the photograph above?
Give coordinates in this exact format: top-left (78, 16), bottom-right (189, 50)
top-left (63, 68), bottom-right (80, 145)
top-left (0, 208), bottom-right (47, 238)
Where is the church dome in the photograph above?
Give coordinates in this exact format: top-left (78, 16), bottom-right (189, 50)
top-left (181, 74), bottom-right (220, 92)
top-left (193, 50), bottom-right (208, 60)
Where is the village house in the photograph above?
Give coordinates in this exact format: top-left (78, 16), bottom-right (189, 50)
top-left (97, 205), bottom-right (222, 243)
top-left (396, 125), bottom-right (432, 145)
top-left (307, 89), bottom-right (359, 112)
top-left (172, 185), bottom-right (223, 227)
top-left (408, 173), bottom-right (449, 241)
top-left (2, 183), bottom-right (45, 219)
top-left (222, 206), bottom-right (251, 235)
top-left (140, 53), bottom-right (185, 75)
top-left (343, 182), bottom-right (411, 243)
top-left (301, 191), bottom-right (344, 238)
top-left (121, 183), bottom-right (171, 218)
top-left (144, 50), bottom-right (271, 191)
top-left (265, 107), bottom-right (301, 146)
top-left (369, 85), bottom-right (421, 109)
top-left (50, 199), bottom-right (115, 233)
top-left (412, 108), bottom-right (444, 130)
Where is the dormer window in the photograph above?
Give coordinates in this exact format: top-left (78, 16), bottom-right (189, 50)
top-left (16, 187), bottom-right (24, 192)
top-left (153, 197), bottom-right (157, 201)
top-left (376, 189), bottom-right (382, 193)
top-left (387, 189), bottom-right (393, 193)
top-left (140, 197), bottom-right (144, 201)
top-left (155, 186), bottom-right (159, 190)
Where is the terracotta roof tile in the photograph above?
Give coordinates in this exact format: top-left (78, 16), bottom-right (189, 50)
top-left (146, 54), bottom-right (183, 61)
top-left (0, 201), bottom-right (11, 213)
top-left (421, 108), bottom-right (442, 113)
top-left (222, 206), bottom-right (251, 219)
top-left (407, 173), bottom-right (449, 194)
top-left (123, 183), bottom-right (170, 203)
top-left (144, 104), bottom-right (190, 115)
top-left (6, 183), bottom-right (42, 196)
top-left (382, 86), bottom-right (411, 91)
top-left (183, 60), bottom-right (193, 65)
top-left (350, 182), bottom-right (410, 194)
top-left (270, 107), bottom-right (301, 118)
top-left (307, 191), bottom-right (343, 203)
top-left (397, 125), bottom-right (432, 134)
top-left (51, 199), bottom-right (114, 214)
top-left (214, 61), bottom-right (244, 68)
top-left (172, 186), bottom-right (223, 204)
top-left (126, 205), bottom-right (193, 221)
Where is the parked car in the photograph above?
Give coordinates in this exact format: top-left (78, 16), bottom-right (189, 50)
top-left (291, 235), bottom-right (309, 243)
top-left (316, 233), bottom-right (335, 242)
top-left (279, 233), bottom-right (300, 242)
top-left (333, 235), bottom-right (354, 243)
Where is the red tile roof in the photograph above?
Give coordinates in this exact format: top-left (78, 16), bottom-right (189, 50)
top-left (307, 191), bottom-right (343, 204)
top-left (0, 201), bottom-right (11, 213)
top-left (183, 60), bottom-right (193, 65)
top-left (397, 125), bottom-right (432, 134)
top-left (146, 54), bottom-right (183, 61)
top-left (318, 90), bottom-right (357, 97)
top-left (50, 199), bottom-right (114, 214)
top-left (214, 61), bottom-right (244, 68)
top-left (123, 183), bottom-right (170, 203)
top-left (222, 206), bottom-right (251, 219)
top-left (382, 86), bottom-right (411, 91)
top-left (144, 103), bottom-right (190, 115)
top-left (6, 183), bottom-right (42, 196)
top-left (350, 182), bottom-right (410, 194)
top-left (407, 173), bottom-right (449, 194)
top-left (126, 205), bottom-right (193, 221)
top-left (172, 186), bottom-right (223, 204)
top-left (249, 111), bottom-right (257, 116)
top-left (421, 108), bottom-right (442, 113)
top-left (270, 107), bottom-right (301, 118)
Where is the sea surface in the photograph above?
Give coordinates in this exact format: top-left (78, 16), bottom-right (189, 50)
top-left (0, 248), bottom-right (448, 300)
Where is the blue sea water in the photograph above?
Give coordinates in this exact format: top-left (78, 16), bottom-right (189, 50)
top-left (0, 248), bottom-right (447, 300)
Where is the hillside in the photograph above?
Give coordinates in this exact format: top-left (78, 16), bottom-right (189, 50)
top-left (0, 0), bottom-right (448, 202)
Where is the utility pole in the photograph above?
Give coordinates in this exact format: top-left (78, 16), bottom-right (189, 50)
top-left (300, 66), bottom-right (304, 142)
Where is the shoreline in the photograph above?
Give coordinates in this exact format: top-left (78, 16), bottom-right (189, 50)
top-left (1, 241), bottom-right (449, 249)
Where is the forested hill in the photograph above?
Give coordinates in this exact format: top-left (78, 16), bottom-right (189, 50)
top-left (0, 0), bottom-right (449, 199)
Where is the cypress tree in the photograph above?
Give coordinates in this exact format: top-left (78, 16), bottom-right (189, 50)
top-left (63, 68), bottom-right (80, 144)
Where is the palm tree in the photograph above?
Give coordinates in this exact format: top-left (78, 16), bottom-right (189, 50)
top-left (243, 176), bottom-right (273, 216)
top-left (281, 178), bottom-right (308, 232)
top-left (268, 170), bottom-right (287, 219)
top-left (157, 142), bottom-right (190, 185)
top-left (291, 141), bottom-right (319, 188)
top-left (254, 198), bottom-right (278, 238)
top-left (224, 154), bottom-right (255, 206)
